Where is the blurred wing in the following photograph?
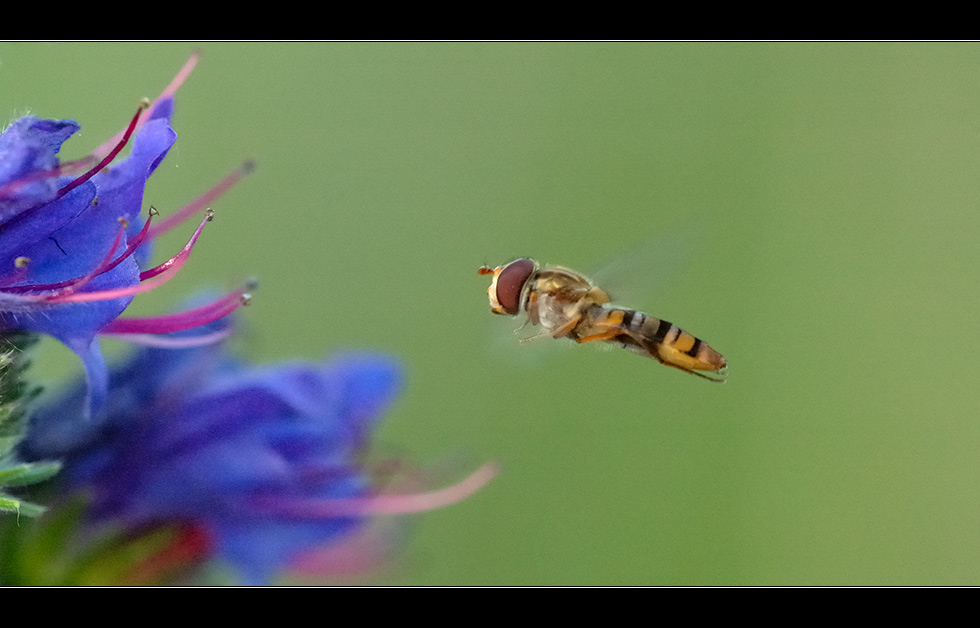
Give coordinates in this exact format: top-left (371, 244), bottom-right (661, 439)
top-left (585, 229), bottom-right (699, 310)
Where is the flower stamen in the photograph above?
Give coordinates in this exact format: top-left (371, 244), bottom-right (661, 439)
top-left (149, 162), bottom-right (255, 239)
top-left (249, 463), bottom-right (499, 519)
top-left (90, 52), bottom-right (201, 164)
top-left (101, 326), bottom-right (234, 349)
top-left (2, 208), bottom-right (157, 297)
top-left (100, 287), bottom-right (253, 336)
top-left (57, 100), bottom-right (149, 200)
top-left (140, 209), bottom-right (212, 281)
top-left (0, 157), bottom-right (97, 202)
top-left (40, 210), bottom-right (212, 305)
top-left (47, 218), bottom-right (127, 295)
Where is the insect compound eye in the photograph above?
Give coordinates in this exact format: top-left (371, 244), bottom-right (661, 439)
top-left (494, 258), bottom-right (535, 316)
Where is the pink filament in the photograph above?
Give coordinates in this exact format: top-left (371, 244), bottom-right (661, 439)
top-left (94, 209), bottom-right (157, 277)
top-left (101, 326), bottom-right (233, 348)
top-left (12, 219), bottom-right (130, 296)
top-left (56, 219), bottom-right (127, 292)
top-left (90, 52), bottom-right (200, 163)
top-left (139, 211), bottom-right (211, 281)
top-left (149, 162), bottom-right (254, 239)
top-left (40, 211), bottom-right (211, 304)
top-left (4, 218), bottom-right (136, 294)
top-left (0, 157), bottom-right (96, 201)
top-left (252, 463), bottom-right (499, 519)
top-left (100, 290), bottom-right (250, 335)
top-left (1, 53), bottom-right (199, 206)
top-left (57, 102), bottom-right (147, 199)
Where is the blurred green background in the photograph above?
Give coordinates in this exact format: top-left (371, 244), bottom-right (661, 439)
top-left (2, 42), bottom-right (979, 585)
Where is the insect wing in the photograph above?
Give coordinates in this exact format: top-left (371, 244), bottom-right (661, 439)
top-left (585, 230), bottom-right (699, 311)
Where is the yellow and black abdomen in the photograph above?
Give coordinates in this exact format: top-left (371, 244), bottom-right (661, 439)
top-left (588, 306), bottom-right (727, 381)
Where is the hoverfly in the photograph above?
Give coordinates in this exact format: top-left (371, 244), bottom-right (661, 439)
top-left (478, 258), bottom-right (727, 382)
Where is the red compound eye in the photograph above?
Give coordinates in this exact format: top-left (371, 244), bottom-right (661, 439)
top-left (494, 258), bottom-right (534, 316)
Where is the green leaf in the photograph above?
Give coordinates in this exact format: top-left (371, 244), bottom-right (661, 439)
top-left (0, 461), bottom-right (62, 486)
top-left (0, 494), bottom-right (46, 518)
top-left (0, 332), bottom-right (57, 519)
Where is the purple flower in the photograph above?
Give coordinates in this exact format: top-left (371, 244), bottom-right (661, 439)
top-left (0, 53), bottom-right (249, 412)
top-left (20, 334), bottom-right (496, 584)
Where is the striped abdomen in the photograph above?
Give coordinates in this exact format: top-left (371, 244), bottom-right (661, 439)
top-left (586, 306), bottom-right (727, 381)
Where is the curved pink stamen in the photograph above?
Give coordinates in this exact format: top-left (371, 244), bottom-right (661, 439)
top-left (140, 210), bottom-right (211, 281)
top-left (57, 101), bottom-right (147, 199)
top-left (149, 162), bottom-right (254, 240)
top-left (3, 216), bottom-right (135, 295)
top-left (35, 220), bottom-right (128, 295)
top-left (94, 208), bottom-right (157, 277)
top-left (0, 157), bottom-right (96, 201)
top-left (38, 211), bottom-right (210, 305)
top-left (2, 53), bottom-right (199, 209)
top-left (251, 463), bottom-right (499, 519)
top-left (41, 258), bottom-right (183, 304)
top-left (101, 289), bottom-right (251, 335)
top-left (57, 218), bottom-right (128, 292)
top-left (90, 52), bottom-right (200, 163)
top-left (101, 326), bottom-right (233, 349)
top-left (154, 50), bottom-right (201, 105)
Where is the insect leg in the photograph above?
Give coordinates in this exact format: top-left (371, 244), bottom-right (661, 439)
top-left (573, 329), bottom-right (624, 344)
top-left (518, 314), bottom-right (582, 343)
top-left (663, 363), bottom-right (728, 383)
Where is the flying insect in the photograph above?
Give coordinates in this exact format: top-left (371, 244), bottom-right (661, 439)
top-left (478, 258), bottom-right (727, 382)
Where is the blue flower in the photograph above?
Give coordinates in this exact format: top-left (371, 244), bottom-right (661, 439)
top-left (0, 53), bottom-right (249, 413)
top-left (20, 335), bottom-right (496, 584)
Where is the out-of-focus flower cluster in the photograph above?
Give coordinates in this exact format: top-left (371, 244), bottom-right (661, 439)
top-left (0, 54), bottom-right (493, 585)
